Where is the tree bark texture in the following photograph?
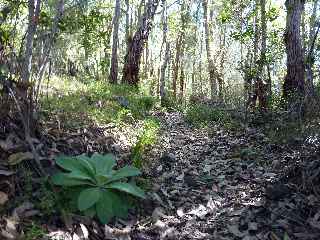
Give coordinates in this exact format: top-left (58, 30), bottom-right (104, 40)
top-left (202, 0), bottom-right (217, 100)
top-left (160, 0), bottom-right (169, 103)
top-left (283, 0), bottom-right (305, 100)
top-left (21, 0), bottom-right (42, 84)
top-left (110, 0), bottom-right (121, 84)
top-left (122, 0), bottom-right (160, 85)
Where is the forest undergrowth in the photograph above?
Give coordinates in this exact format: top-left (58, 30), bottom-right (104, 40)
top-left (1, 78), bottom-right (320, 240)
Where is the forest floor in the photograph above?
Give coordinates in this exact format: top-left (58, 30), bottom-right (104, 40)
top-left (1, 83), bottom-right (320, 239)
top-left (122, 111), bottom-right (320, 240)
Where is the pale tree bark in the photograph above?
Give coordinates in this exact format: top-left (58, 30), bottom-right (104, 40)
top-left (302, 9), bottom-right (307, 53)
top-left (172, 36), bottom-right (181, 99)
top-left (159, 0), bottom-right (169, 104)
top-left (305, 0), bottom-right (319, 96)
top-left (179, 0), bottom-right (188, 101)
top-left (199, 30), bottom-right (203, 95)
top-left (110, 0), bottom-right (121, 84)
top-left (21, 0), bottom-right (42, 84)
top-left (309, 0), bottom-right (319, 47)
top-left (202, 0), bottom-right (217, 100)
top-left (218, 25), bottom-right (227, 102)
top-left (35, 0), bottom-right (64, 103)
top-left (125, 0), bottom-right (130, 44)
top-left (283, 0), bottom-right (305, 100)
top-left (122, 0), bottom-right (160, 85)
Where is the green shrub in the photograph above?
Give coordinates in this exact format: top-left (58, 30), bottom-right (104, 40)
top-left (186, 104), bottom-right (231, 127)
top-left (41, 79), bottom-right (158, 127)
top-left (137, 96), bottom-right (156, 112)
top-left (52, 153), bottom-right (145, 224)
top-left (132, 118), bottom-right (160, 168)
top-left (25, 222), bottom-right (47, 240)
top-left (160, 94), bottom-right (185, 111)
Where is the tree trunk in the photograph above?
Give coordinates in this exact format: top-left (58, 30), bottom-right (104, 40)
top-left (122, 0), bottom-right (160, 85)
top-left (35, 0), bottom-right (64, 104)
top-left (283, 0), bottom-right (305, 100)
top-left (257, 0), bottom-right (268, 110)
top-left (21, 0), bottom-right (42, 85)
top-left (109, 0), bottom-right (121, 84)
top-left (202, 0), bottom-right (217, 100)
top-left (172, 36), bottom-right (181, 99)
top-left (160, 0), bottom-right (169, 104)
top-left (305, 0), bottom-right (319, 96)
top-left (125, 0), bottom-right (130, 44)
top-left (250, 0), bottom-right (260, 109)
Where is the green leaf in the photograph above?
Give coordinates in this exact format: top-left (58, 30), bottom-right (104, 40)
top-left (78, 187), bottom-right (101, 211)
top-left (56, 156), bottom-right (81, 172)
top-left (111, 193), bottom-right (131, 218)
top-left (56, 156), bottom-right (96, 178)
top-left (96, 190), bottom-right (114, 224)
top-left (51, 173), bottom-right (92, 186)
top-left (106, 166), bottom-right (141, 183)
top-left (106, 182), bottom-right (145, 199)
top-left (83, 206), bottom-right (96, 218)
top-left (68, 170), bottom-right (95, 182)
top-left (89, 153), bottom-right (116, 175)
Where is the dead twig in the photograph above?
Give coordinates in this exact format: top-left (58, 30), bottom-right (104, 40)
top-left (6, 84), bottom-right (46, 176)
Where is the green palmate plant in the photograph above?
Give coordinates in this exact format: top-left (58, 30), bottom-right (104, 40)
top-left (51, 153), bottom-right (145, 224)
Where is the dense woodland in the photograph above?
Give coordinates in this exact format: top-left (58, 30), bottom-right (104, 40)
top-left (1, 0), bottom-right (320, 239)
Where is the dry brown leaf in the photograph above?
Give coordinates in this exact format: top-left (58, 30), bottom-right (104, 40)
top-left (0, 191), bottom-right (8, 205)
top-left (7, 152), bottom-right (33, 165)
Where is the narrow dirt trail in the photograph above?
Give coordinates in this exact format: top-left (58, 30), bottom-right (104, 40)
top-left (135, 112), bottom-right (278, 240)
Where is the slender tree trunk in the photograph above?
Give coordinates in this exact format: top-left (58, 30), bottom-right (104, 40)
top-left (125, 0), bottom-right (130, 44)
top-left (19, 0), bottom-right (42, 136)
top-left (283, 0), bottom-right (305, 100)
top-left (250, 0), bottom-right (260, 108)
top-left (22, 0), bottom-right (42, 85)
top-left (218, 25), bottom-right (226, 102)
top-left (257, 0), bottom-right (268, 110)
top-left (199, 30), bottom-right (203, 95)
top-left (302, 9), bottom-right (307, 54)
top-left (160, 0), bottom-right (169, 104)
top-left (179, 0), bottom-right (189, 101)
top-left (305, 0), bottom-right (319, 96)
top-left (172, 36), bottom-right (181, 99)
top-left (202, 0), bottom-right (217, 100)
top-left (110, 0), bottom-right (121, 84)
top-left (309, 0), bottom-right (319, 47)
top-left (122, 0), bottom-right (160, 85)
top-left (35, 0), bottom-right (64, 103)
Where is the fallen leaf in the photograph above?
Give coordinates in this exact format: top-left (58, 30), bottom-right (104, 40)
top-left (176, 172), bottom-right (184, 181)
top-left (152, 207), bottom-right (166, 222)
top-left (177, 208), bottom-right (184, 218)
top-left (160, 227), bottom-right (177, 240)
top-left (187, 204), bottom-right (208, 219)
top-left (7, 152), bottom-right (33, 165)
top-left (227, 225), bottom-right (246, 238)
top-left (1, 218), bottom-right (19, 239)
top-left (0, 170), bottom-right (15, 176)
top-left (47, 231), bottom-right (72, 240)
top-left (0, 191), bottom-right (8, 205)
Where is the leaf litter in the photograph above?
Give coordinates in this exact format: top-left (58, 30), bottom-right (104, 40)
top-left (0, 111), bottom-right (320, 239)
